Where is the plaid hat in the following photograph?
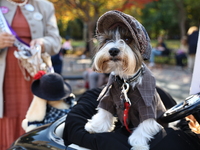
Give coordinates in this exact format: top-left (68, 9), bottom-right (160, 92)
top-left (31, 73), bottom-right (72, 101)
top-left (96, 10), bottom-right (152, 60)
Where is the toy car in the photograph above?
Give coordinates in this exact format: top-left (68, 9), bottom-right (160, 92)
top-left (8, 115), bottom-right (90, 150)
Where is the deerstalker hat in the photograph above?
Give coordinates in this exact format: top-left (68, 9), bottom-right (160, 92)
top-left (96, 10), bottom-right (152, 60)
top-left (31, 73), bottom-right (72, 101)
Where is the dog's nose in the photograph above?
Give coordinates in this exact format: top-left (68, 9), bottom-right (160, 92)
top-left (109, 48), bottom-right (120, 57)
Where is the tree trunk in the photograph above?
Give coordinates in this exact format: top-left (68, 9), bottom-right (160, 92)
top-left (173, 0), bottom-right (186, 37)
top-left (86, 21), bottom-right (96, 58)
top-left (83, 22), bottom-right (87, 42)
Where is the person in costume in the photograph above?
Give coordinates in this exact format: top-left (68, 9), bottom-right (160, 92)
top-left (0, 0), bottom-right (61, 149)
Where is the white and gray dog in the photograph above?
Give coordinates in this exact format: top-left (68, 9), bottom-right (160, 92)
top-left (85, 10), bottom-right (166, 150)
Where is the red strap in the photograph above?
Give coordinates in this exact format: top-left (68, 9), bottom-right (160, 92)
top-left (123, 102), bottom-right (131, 133)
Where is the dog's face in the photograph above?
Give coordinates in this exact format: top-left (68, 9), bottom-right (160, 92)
top-left (92, 26), bottom-right (143, 78)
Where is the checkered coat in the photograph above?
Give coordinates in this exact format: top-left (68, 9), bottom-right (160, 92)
top-left (28, 104), bottom-right (71, 127)
top-left (97, 65), bottom-right (166, 128)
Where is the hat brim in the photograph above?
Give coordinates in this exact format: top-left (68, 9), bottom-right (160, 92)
top-left (31, 80), bottom-right (72, 101)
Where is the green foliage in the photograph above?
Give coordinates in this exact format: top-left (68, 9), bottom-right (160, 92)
top-left (141, 0), bottom-right (179, 39)
top-left (71, 40), bottom-right (86, 47)
top-left (185, 0), bottom-right (200, 26)
top-left (151, 39), bottom-right (180, 49)
top-left (66, 19), bottom-right (84, 40)
top-left (154, 54), bottom-right (176, 65)
top-left (58, 19), bottom-right (84, 40)
top-left (165, 40), bottom-right (180, 50)
top-left (141, 0), bottom-right (200, 39)
top-left (52, 0), bottom-right (199, 44)
top-left (57, 20), bottom-right (67, 38)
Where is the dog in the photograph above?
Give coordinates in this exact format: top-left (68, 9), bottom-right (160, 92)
top-left (22, 72), bottom-right (75, 133)
top-left (84, 10), bottom-right (167, 150)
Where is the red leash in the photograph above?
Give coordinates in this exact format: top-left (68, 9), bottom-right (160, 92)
top-left (122, 83), bottom-right (132, 133)
top-left (123, 102), bottom-right (131, 133)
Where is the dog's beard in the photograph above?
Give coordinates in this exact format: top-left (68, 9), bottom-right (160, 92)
top-left (93, 42), bottom-right (136, 77)
top-left (92, 27), bottom-right (143, 78)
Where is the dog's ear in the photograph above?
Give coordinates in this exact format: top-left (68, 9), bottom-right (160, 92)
top-left (25, 95), bottom-right (47, 122)
top-left (92, 63), bottom-right (98, 72)
top-left (92, 63), bottom-right (102, 73)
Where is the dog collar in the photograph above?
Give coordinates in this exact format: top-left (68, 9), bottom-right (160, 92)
top-left (126, 64), bottom-right (145, 83)
top-left (115, 64), bottom-right (145, 85)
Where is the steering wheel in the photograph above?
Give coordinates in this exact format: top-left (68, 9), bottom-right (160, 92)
top-left (161, 92), bottom-right (200, 123)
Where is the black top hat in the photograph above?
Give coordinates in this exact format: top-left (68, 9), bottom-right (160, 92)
top-left (31, 73), bottom-right (72, 101)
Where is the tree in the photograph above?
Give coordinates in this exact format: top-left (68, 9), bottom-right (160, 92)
top-left (184, 0), bottom-right (200, 28)
top-left (49, 0), bottom-right (75, 38)
top-left (141, 0), bottom-right (200, 39)
top-left (141, 0), bottom-right (179, 39)
top-left (172, 0), bottom-right (186, 37)
top-left (50, 0), bottom-right (157, 57)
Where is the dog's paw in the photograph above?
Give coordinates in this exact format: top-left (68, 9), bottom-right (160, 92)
top-left (84, 121), bottom-right (97, 133)
top-left (130, 145), bottom-right (149, 150)
top-left (25, 124), bottom-right (38, 133)
top-left (84, 119), bottom-right (113, 133)
top-left (21, 119), bottom-right (28, 131)
top-left (128, 131), bottom-right (150, 150)
top-left (84, 108), bottom-right (117, 133)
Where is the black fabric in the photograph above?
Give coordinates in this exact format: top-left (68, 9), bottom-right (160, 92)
top-left (188, 30), bottom-right (199, 54)
top-left (63, 87), bottom-right (200, 150)
top-left (150, 127), bottom-right (200, 150)
top-left (156, 86), bottom-right (177, 109)
top-left (63, 87), bottom-right (131, 150)
top-left (161, 48), bottom-right (170, 56)
top-left (157, 42), bottom-right (169, 56)
top-left (175, 53), bottom-right (187, 67)
top-left (51, 50), bottom-right (63, 74)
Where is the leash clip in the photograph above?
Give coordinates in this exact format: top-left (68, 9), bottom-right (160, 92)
top-left (122, 82), bottom-right (131, 106)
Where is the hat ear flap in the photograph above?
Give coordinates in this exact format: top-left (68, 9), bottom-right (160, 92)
top-left (25, 95), bottom-right (47, 122)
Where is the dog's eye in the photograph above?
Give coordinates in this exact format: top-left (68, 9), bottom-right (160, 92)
top-left (124, 38), bottom-right (132, 44)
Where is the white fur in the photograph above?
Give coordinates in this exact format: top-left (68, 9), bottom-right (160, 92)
top-left (128, 119), bottom-right (163, 150)
top-left (93, 33), bottom-right (138, 78)
top-left (21, 118), bottom-right (28, 131)
top-left (26, 95), bottom-right (47, 122)
top-left (21, 118), bottom-right (37, 133)
top-left (25, 125), bottom-right (38, 133)
top-left (48, 100), bottom-right (70, 110)
top-left (85, 108), bottom-right (117, 133)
